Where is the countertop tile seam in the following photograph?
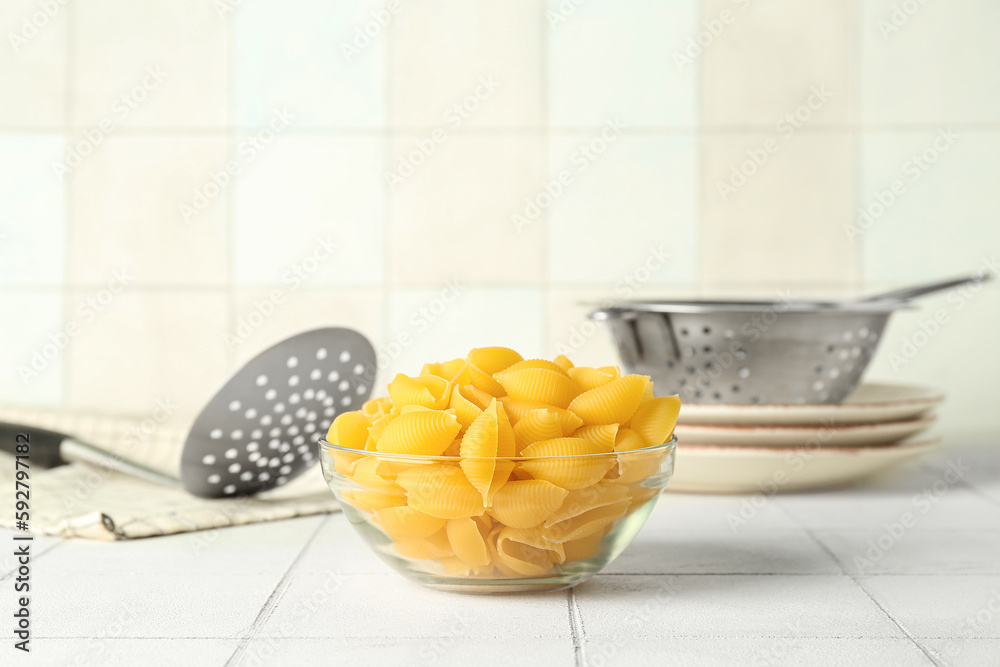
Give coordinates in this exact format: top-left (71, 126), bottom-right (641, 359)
top-left (222, 514), bottom-right (331, 667)
top-left (0, 539), bottom-right (66, 583)
top-left (849, 577), bottom-right (945, 667)
top-left (567, 588), bottom-right (586, 667)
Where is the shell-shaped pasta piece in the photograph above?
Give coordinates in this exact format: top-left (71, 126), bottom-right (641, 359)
top-left (350, 457), bottom-right (406, 495)
top-left (449, 384), bottom-right (484, 429)
top-left (489, 479), bottom-right (569, 529)
top-left (543, 483), bottom-right (630, 543)
top-left (330, 449), bottom-right (363, 476)
top-left (446, 517), bottom-right (491, 566)
top-left (562, 528), bottom-right (609, 562)
top-left (500, 398), bottom-right (584, 434)
top-left (459, 400), bottom-right (514, 504)
top-left (443, 437), bottom-right (462, 457)
top-left (374, 505), bottom-right (446, 540)
top-left (641, 377), bottom-right (655, 402)
top-left (458, 384), bottom-right (494, 410)
top-left (388, 374), bottom-right (450, 409)
top-left (513, 408), bottom-right (564, 454)
top-left (519, 438), bottom-right (615, 489)
top-left (396, 464), bottom-right (486, 519)
top-left (422, 358), bottom-right (471, 385)
top-left (568, 375), bottom-right (647, 426)
top-left (495, 368), bottom-right (581, 409)
top-left (567, 366), bottom-right (619, 392)
top-left (341, 489), bottom-right (407, 514)
top-left (467, 347), bottom-right (523, 396)
top-left (553, 354), bottom-right (574, 371)
top-left (598, 366), bottom-right (621, 377)
top-left (494, 526), bottom-right (565, 576)
top-left (362, 396), bottom-right (393, 421)
top-left (628, 395), bottom-right (681, 446)
top-left (366, 411), bottom-right (398, 451)
top-left (609, 447), bottom-right (669, 485)
top-left (393, 529), bottom-right (454, 560)
top-left (440, 556), bottom-right (493, 577)
top-left (572, 424), bottom-right (618, 452)
top-left (501, 358), bottom-right (569, 376)
top-left (612, 427), bottom-right (648, 452)
top-left (328, 411), bottom-right (370, 450)
top-left (375, 411), bottom-right (461, 456)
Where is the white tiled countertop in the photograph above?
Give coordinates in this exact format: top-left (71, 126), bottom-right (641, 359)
top-left (3, 438), bottom-right (998, 666)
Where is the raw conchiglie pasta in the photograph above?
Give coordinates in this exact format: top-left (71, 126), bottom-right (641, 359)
top-left (543, 484), bottom-right (630, 543)
top-left (501, 359), bottom-right (569, 375)
top-left (613, 427), bottom-right (648, 452)
top-left (494, 526), bottom-right (565, 576)
top-left (396, 464), bottom-right (486, 519)
top-left (351, 457), bottom-right (406, 495)
top-left (459, 399), bottom-right (515, 504)
top-left (567, 366), bottom-right (618, 391)
top-left (375, 411), bottom-right (461, 456)
top-left (361, 396), bottom-right (392, 421)
top-left (328, 411), bottom-right (370, 450)
top-left (513, 408), bottom-right (564, 454)
top-left (641, 378), bottom-right (655, 402)
top-left (489, 479), bottom-right (569, 529)
top-left (610, 447), bottom-right (670, 485)
top-left (342, 489), bottom-right (406, 514)
top-left (422, 358), bottom-right (471, 384)
top-left (553, 354), bottom-right (574, 371)
top-left (499, 398), bottom-right (584, 434)
top-left (393, 529), bottom-right (454, 560)
top-left (459, 384), bottom-right (494, 410)
top-left (374, 505), bottom-right (446, 540)
top-left (467, 347), bottom-right (523, 396)
top-left (628, 395), bottom-right (681, 447)
top-left (572, 424), bottom-right (618, 452)
top-left (568, 375), bottom-right (648, 426)
top-left (495, 368), bottom-right (581, 409)
top-left (330, 449), bottom-right (363, 476)
top-left (441, 556), bottom-right (493, 577)
top-left (519, 438), bottom-right (615, 489)
top-left (562, 528), bottom-right (609, 562)
top-left (366, 411), bottom-right (398, 451)
top-left (446, 517), bottom-right (491, 566)
top-left (388, 374), bottom-right (450, 409)
top-left (443, 437), bottom-right (462, 457)
top-left (449, 384), bottom-right (484, 429)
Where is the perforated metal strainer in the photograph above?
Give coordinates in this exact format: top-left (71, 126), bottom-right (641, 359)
top-left (591, 274), bottom-right (991, 405)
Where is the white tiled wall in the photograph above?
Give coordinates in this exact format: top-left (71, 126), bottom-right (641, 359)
top-left (1, 0), bottom-right (997, 435)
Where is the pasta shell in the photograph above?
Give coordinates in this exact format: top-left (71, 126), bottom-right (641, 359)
top-left (449, 384), bottom-right (484, 429)
top-left (568, 375), bottom-right (648, 426)
top-left (459, 399), bottom-right (515, 504)
top-left (562, 527), bottom-right (610, 562)
top-left (459, 384), bottom-right (494, 410)
top-left (567, 366), bottom-right (619, 391)
top-left (446, 517), bottom-right (491, 566)
top-left (440, 556), bottom-right (494, 577)
top-left (374, 505), bottom-right (446, 540)
top-left (350, 457), bottom-right (406, 495)
top-left (361, 396), bottom-right (393, 421)
top-left (422, 358), bottom-right (471, 385)
top-left (628, 395), bottom-right (681, 447)
top-left (519, 437), bottom-right (615, 489)
top-left (610, 447), bottom-right (670, 485)
top-left (366, 411), bottom-right (398, 451)
top-left (388, 374), bottom-right (449, 409)
top-left (501, 359), bottom-right (569, 375)
top-left (512, 408), bottom-right (564, 454)
top-left (393, 529), bottom-right (454, 560)
top-left (375, 411), bottom-right (461, 456)
top-left (467, 347), bottom-right (523, 396)
top-left (328, 411), bottom-right (370, 450)
top-left (396, 464), bottom-right (486, 519)
top-left (329, 449), bottom-right (362, 476)
top-left (500, 398), bottom-right (584, 434)
top-left (543, 483), bottom-right (630, 543)
top-left (495, 368), bottom-right (581, 409)
top-left (341, 489), bottom-right (407, 514)
top-left (572, 424), bottom-right (618, 452)
top-left (553, 354), bottom-right (574, 371)
top-left (495, 526), bottom-right (565, 576)
top-left (489, 479), bottom-right (569, 529)
top-left (612, 427), bottom-right (648, 452)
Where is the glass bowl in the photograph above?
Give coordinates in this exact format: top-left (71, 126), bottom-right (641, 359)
top-left (319, 436), bottom-right (676, 593)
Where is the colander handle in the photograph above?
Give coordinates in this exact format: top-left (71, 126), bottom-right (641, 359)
top-left (860, 272), bottom-right (993, 303)
top-left (588, 307), bottom-right (637, 321)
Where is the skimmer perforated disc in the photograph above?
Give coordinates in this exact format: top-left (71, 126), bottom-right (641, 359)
top-left (181, 328), bottom-right (376, 498)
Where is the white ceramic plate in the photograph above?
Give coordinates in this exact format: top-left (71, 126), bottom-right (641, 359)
top-left (674, 415), bottom-right (936, 447)
top-left (676, 383), bottom-right (945, 426)
top-left (666, 437), bottom-right (941, 494)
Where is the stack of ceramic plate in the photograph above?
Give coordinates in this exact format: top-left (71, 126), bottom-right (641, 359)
top-left (667, 383), bottom-right (945, 493)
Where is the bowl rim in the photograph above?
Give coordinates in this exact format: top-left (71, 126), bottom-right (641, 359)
top-left (319, 434), bottom-right (677, 462)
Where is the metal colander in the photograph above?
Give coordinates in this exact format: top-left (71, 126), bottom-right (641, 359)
top-left (591, 274), bottom-right (991, 405)
top-left (591, 302), bottom-right (895, 404)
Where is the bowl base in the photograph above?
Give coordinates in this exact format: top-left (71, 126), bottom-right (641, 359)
top-left (415, 574), bottom-right (592, 595)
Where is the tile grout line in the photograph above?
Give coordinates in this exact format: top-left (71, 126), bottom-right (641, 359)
top-left (0, 539), bottom-right (67, 583)
top-left (774, 500), bottom-right (943, 666)
top-left (566, 587), bottom-right (586, 667)
top-left (221, 514), bottom-right (330, 667)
